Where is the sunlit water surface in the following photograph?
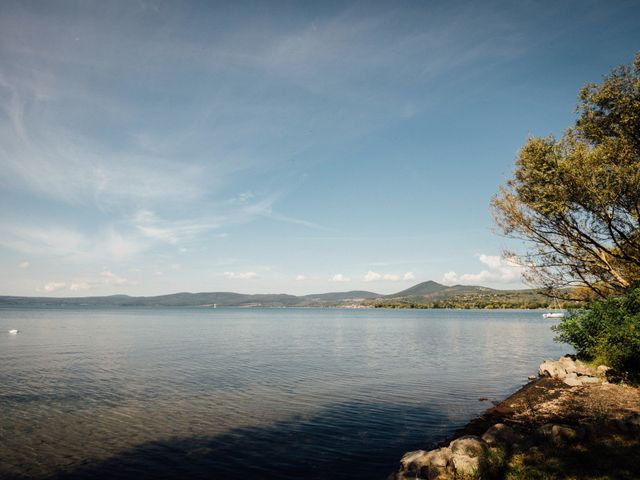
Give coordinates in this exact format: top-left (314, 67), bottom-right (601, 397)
top-left (0, 308), bottom-right (567, 479)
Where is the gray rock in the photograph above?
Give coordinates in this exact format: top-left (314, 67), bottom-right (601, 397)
top-left (428, 466), bottom-right (453, 480)
top-left (579, 375), bottom-right (601, 384)
top-left (540, 424), bottom-right (584, 446)
top-left (596, 365), bottom-right (611, 376)
top-left (400, 449), bottom-right (428, 467)
top-left (424, 448), bottom-right (452, 468)
top-left (559, 355), bottom-right (576, 366)
top-left (625, 413), bottom-right (640, 430)
top-left (552, 424), bottom-right (578, 444)
top-left (539, 360), bottom-right (567, 379)
top-left (399, 447), bottom-right (453, 480)
top-left (482, 423), bottom-right (520, 446)
top-left (563, 372), bottom-right (582, 386)
top-left (451, 454), bottom-right (480, 477)
top-left (449, 436), bottom-right (486, 458)
top-left (560, 356), bottom-right (578, 374)
top-left (537, 423), bottom-right (554, 438)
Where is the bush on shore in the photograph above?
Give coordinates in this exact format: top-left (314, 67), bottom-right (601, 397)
top-left (552, 287), bottom-right (640, 376)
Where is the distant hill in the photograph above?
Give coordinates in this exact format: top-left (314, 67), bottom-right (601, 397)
top-left (302, 291), bottom-right (380, 301)
top-left (371, 283), bottom-right (556, 309)
top-left (383, 280), bottom-right (448, 298)
top-left (0, 290), bottom-right (379, 308)
top-left (0, 281), bottom-right (563, 309)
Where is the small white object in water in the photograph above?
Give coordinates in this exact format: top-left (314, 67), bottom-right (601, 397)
top-left (8, 329), bottom-right (19, 334)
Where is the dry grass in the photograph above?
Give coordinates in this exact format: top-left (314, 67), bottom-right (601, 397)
top-left (440, 379), bottom-right (640, 480)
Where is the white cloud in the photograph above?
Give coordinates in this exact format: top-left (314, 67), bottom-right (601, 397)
top-left (364, 271), bottom-right (381, 282)
top-left (295, 274), bottom-right (307, 281)
top-left (101, 270), bottom-right (128, 285)
top-left (69, 281), bottom-right (90, 291)
top-left (224, 271), bottom-right (258, 280)
top-left (365, 270), bottom-right (413, 282)
top-left (19, 260), bottom-right (30, 268)
top-left (478, 254), bottom-right (502, 270)
top-left (442, 271), bottom-right (459, 284)
top-left (441, 254), bottom-right (524, 286)
top-left (330, 273), bottom-right (350, 282)
top-left (43, 281), bottom-right (66, 292)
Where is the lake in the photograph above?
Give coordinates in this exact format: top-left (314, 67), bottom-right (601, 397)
top-left (0, 308), bottom-right (567, 479)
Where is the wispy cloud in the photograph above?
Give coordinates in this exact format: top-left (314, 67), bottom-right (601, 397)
top-left (19, 260), bottom-right (29, 269)
top-left (134, 209), bottom-right (220, 244)
top-left (0, 1), bottom-right (555, 296)
top-left (0, 223), bottom-right (145, 262)
top-left (224, 271), bottom-right (258, 280)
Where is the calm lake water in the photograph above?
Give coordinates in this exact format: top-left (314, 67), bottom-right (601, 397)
top-left (0, 308), bottom-right (567, 479)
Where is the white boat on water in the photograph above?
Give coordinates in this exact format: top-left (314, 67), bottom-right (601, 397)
top-left (543, 312), bottom-right (565, 319)
top-left (8, 329), bottom-right (19, 334)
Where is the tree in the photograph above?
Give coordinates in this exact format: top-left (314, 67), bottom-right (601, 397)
top-left (492, 53), bottom-right (640, 299)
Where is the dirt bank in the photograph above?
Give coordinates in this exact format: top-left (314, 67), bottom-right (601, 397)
top-left (393, 358), bottom-right (640, 479)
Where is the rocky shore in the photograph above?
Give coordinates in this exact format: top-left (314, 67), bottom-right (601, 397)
top-left (392, 355), bottom-right (640, 480)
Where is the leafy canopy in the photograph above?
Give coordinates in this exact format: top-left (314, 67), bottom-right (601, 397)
top-left (492, 53), bottom-right (640, 298)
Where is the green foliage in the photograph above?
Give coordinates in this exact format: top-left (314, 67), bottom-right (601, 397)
top-left (552, 288), bottom-right (640, 374)
top-left (492, 53), bottom-right (640, 298)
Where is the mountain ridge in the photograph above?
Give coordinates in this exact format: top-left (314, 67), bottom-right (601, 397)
top-left (0, 280), bottom-right (553, 308)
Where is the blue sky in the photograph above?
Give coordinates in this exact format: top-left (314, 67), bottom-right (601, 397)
top-left (1, 0), bottom-right (639, 296)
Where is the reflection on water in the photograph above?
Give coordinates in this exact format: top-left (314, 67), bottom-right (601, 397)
top-left (0, 308), bottom-right (567, 479)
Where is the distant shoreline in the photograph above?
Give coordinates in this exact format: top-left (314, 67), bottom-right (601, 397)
top-left (0, 304), bottom-right (559, 311)
top-left (0, 280), bottom-right (569, 310)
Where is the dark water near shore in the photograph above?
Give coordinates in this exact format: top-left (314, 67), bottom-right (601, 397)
top-left (0, 308), bottom-right (567, 479)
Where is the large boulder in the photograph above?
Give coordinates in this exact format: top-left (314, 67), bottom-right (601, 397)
top-left (540, 356), bottom-right (603, 386)
top-left (579, 375), bottom-right (601, 385)
top-left (399, 447), bottom-right (453, 480)
top-left (575, 360), bottom-right (596, 376)
top-left (539, 360), bottom-right (568, 379)
top-left (451, 454), bottom-right (480, 477)
top-left (398, 436), bottom-right (489, 479)
top-left (625, 413), bottom-right (640, 430)
top-left (450, 435), bottom-right (486, 458)
top-left (538, 423), bottom-right (583, 446)
top-left (482, 423), bottom-right (521, 446)
top-left (563, 372), bottom-right (582, 386)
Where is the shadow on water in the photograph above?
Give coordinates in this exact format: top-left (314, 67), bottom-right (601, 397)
top-left (28, 400), bottom-right (457, 480)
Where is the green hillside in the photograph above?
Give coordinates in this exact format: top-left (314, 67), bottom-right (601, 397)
top-left (0, 281), bottom-right (569, 309)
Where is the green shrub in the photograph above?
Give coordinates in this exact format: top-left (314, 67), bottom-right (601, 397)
top-left (552, 288), bottom-right (640, 375)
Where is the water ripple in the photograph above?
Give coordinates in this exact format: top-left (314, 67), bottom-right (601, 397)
top-left (0, 307), bottom-right (568, 479)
